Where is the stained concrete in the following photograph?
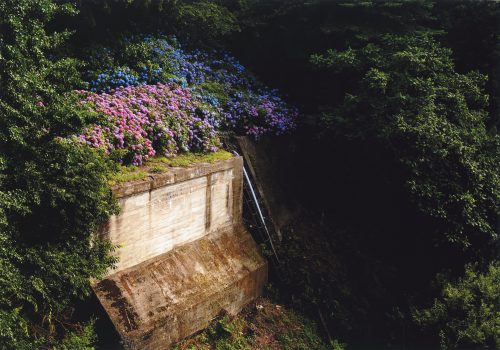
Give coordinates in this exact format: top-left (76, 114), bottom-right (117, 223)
top-left (93, 156), bottom-right (267, 349)
top-left (100, 157), bottom-right (242, 273)
top-left (94, 225), bottom-right (267, 349)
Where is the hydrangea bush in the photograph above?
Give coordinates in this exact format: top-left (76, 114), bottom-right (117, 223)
top-left (86, 36), bottom-right (250, 90)
top-left (79, 84), bottom-right (220, 166)
top-left (224, 90), bottom-right (297, 137)
top-left (81, 35), bottom-right (297, 164)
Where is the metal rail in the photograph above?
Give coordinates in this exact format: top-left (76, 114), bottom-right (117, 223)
top-left (233, 146), bottom-right (335, 344)
top-left (233, 151), bottom-right (280, 263)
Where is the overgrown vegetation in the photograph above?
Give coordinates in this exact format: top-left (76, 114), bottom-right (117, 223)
top-left (174, 298), bottom-right (332, 350)
top-left (311, 31), bottom-right (499, 253)
top-left (0, 0), bottom-right (498, 349)
top-left (227, 1), bottom-right (500, 349)
top-left (413, 262), bottom-right (500, 349)
top-left (108, 150), bottom-right (233, 185)
top-left (0, 1), bottom-right (117, 348)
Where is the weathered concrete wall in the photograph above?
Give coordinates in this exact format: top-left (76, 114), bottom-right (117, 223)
top-left (100, 157), bottom-right (243, 272)
top-left (94, 225), bottom-right (266, 349)
top-left (94, 156), bottom-right (267, 349)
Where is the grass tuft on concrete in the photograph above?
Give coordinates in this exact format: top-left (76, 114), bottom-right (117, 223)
top-left (108, 150), bottom-right (232, 185)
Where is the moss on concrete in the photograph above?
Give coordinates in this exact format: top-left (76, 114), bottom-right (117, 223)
top-left (149, 150), bottom-right (232, 167)
top-left (108, 166), bottom-right (148, 186)
top-left (108, 150), bottom-right (232, 185)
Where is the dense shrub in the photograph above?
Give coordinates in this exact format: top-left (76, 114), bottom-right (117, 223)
top-left (413, 262), bottom-right (500, 349)
top-left (79, 84), bottom-right (221, 165)
top-left (176, 1), bottom-right (240, 43)
top-left (311, 32), bottom-right (500, 253)
top-left (83, 35), bottom-right (297, 143)
top-left (0, 0), bottom-right (116, 347)
top-left (71, 0), bottom-right (241, 48)
top-left (174, 299), bottom-right (332, 350)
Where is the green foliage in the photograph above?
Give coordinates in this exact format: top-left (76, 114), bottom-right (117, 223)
top-left (277, 313), bottom-right (331, 350)
top-left (230, 1), bottom-right (500, 348)
top-left (435, 1), bottom-right (500, 130)
top-left (108, 166), bottom-right (149, 185)
top-left (311, 32), bottom-right (500, 252)
top-left (177, 1), bottom-right (240, 43)
top-left (72, 0), bottom-right (240, 48)
top-left (413, 262), bottom-right (500, 349)
top-left (151, 150), bottom-right (233, 167)
top-left (108, 151), bottom-right (233, 185)
top-left (276, 218), bottom-right (367, 342)
top-left (331, 339), bottom-right (347, 350)
top-left (174, 299), bottom-right (331, 350)
top-left (200, 81), bottom-right (231, 105)
top-left (0, 0), bottom-right (117, 347)
top-left (174, 315), bottom-right (252, 350)
top-left (57, 321), bottom-right (97, 350)
top-left (208, 316), bottom-right (251, 350)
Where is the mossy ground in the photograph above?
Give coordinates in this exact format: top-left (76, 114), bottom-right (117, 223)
top-left (173, 298), bottom-right (331, 350)
top-left (108, 150), bottom-right (233, 185)
top-left (149, 150), bottom-right (233, 167)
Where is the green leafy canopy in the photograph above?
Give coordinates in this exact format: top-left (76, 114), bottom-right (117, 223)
top-left (0, 0), bottom-right (117, 348)
top-left (413, 262), bottom-right (500, 349)
top-left (311, 31), bottom-right (500, 253)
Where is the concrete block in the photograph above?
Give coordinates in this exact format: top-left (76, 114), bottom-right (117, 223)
top-left (93, 226), bottom-right (267, 349)
top-left (94, 156), bottom-right (267, 348)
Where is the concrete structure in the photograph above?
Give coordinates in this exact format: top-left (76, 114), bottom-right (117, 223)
top-left (93, 156), bottom-right (267, 349)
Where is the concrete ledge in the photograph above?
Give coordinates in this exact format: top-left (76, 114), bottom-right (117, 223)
top-left (112, 157), bottom-right (240, 199)
top-left (93, 225), bottom-right (267, 349)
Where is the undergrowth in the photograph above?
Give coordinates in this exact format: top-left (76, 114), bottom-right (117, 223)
top-left (173, 298), bottom-right (334, 350)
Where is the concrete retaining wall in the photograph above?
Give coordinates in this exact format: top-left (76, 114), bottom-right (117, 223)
top-left (94, 156), bottom-right (267, 349)
top-left (100, 157), bottom-right (243, 272)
